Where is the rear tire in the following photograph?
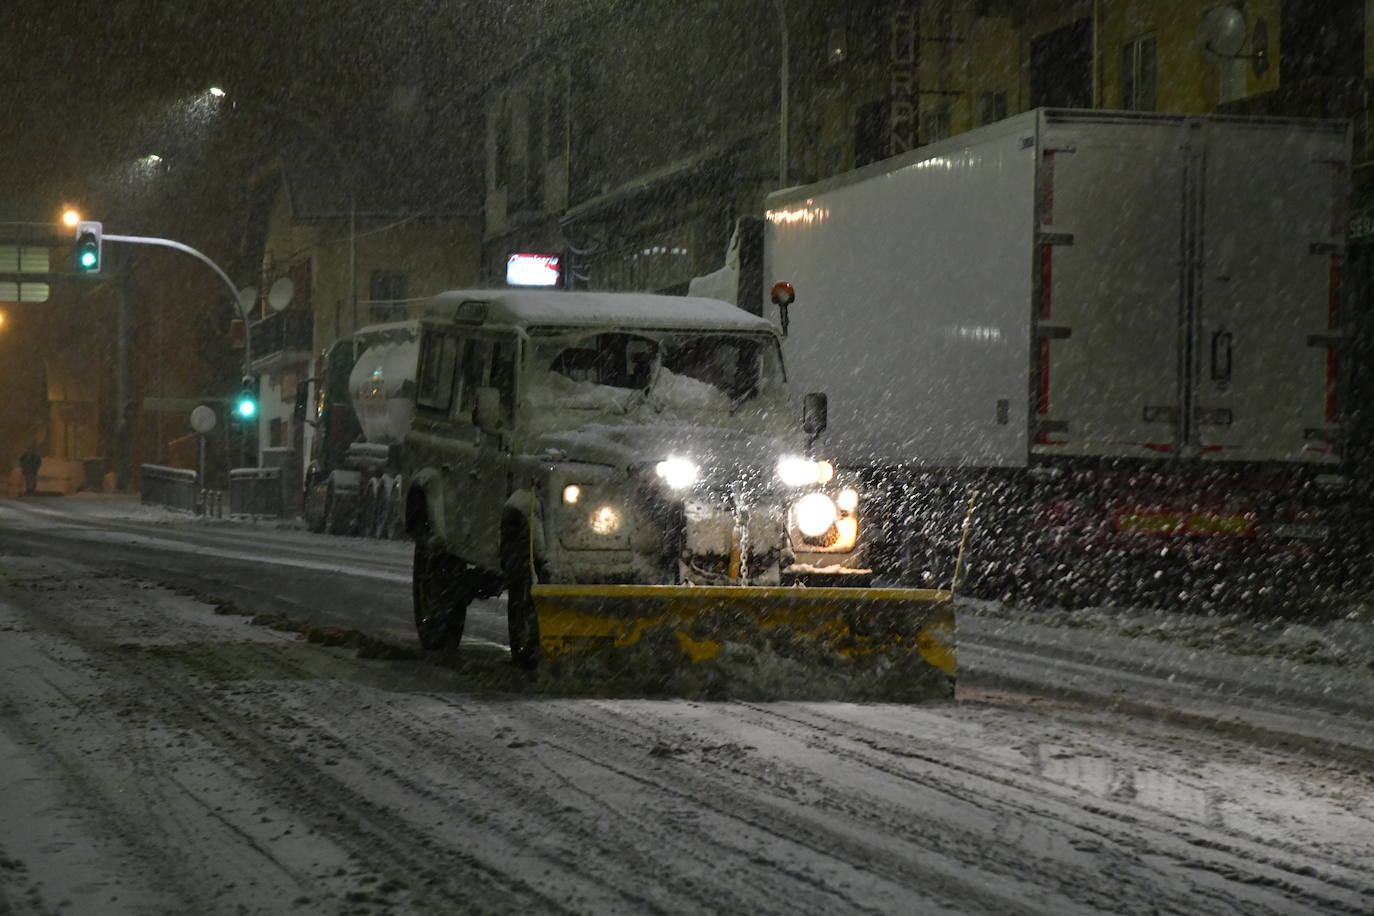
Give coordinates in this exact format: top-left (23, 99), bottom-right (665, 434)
top-left (387, 478), bottom-right (405, 540)
top-left (359, 480), bottom-right (379, 538)
top-left (501, 521), bottom-right (541, 669)
top-left (413, 534), bottom-right (473, 651)
top-left (323, 483), bottom-right (350, 536)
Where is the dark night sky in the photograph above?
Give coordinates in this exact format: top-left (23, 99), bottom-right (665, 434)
top-left (0, 0), bottom-right (561, 218)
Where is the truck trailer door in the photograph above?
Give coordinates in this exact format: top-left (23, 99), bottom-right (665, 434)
top-left (1192, 119), bottom-right (1348, 465)
top-left (1034, 112), bottom-right (1192, 460)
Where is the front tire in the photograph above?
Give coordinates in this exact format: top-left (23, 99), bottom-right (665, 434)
top-left (413, 535), bottom-right (473, 651)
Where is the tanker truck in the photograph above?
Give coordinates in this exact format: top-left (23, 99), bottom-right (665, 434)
top-left (297, 321), bottom-right (420, 538)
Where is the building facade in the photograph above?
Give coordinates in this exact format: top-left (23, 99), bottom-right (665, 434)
top-left (245, 158), bottom-right (482, 487)
top-left (479, 0), bottom-right (1369, 293)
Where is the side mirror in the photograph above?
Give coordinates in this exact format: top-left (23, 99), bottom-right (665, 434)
top-left (293, 377), bottom-right (319, 424)
top-left (474, 386), bottom-right (502, 434)
top-left (802, 392), bottom-right (828, 437)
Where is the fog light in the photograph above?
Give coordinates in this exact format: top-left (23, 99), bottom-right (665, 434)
top-left (794, 492), bottom-right (838, 538)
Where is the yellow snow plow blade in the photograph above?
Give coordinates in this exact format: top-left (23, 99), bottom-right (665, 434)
top-left (531, 583), bottom-right (955, 678)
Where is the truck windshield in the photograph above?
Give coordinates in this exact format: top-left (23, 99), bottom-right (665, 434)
top-left (526, 329), bottom-right (786, 417)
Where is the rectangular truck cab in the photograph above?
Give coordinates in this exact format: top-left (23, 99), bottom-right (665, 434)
top-left (401, 289), bottom-right (868, 589)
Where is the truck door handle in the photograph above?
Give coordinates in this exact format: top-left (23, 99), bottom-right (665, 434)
top-left (1210, 331), bottom-right (1232, 382)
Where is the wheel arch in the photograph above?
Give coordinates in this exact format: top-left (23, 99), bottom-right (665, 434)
top-left (405, 468), bottom-right (447, 545)
top-left (500, 488), bottom-right (547, 575)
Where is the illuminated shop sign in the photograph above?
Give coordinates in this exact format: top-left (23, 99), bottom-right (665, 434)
top-left (506, 252), bottom-right (561, 287)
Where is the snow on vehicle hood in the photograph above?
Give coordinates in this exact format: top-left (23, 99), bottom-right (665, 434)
top-left (533, 422), bottom-right (801, 485)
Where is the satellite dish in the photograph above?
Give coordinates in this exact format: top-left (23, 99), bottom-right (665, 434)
top-left (268, 276), bottom-right (295, 312)
top-left (237, 285), bottom-right (258, 312)
top-left (190, 405), bottom-right (217, 434)
top-left (1197, 5), bottom-right (1247, 59)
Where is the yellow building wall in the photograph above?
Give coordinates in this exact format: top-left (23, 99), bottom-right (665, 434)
top-left (912, 0), bottom-right (1292, 146)
top-left (258, 184), bottom-right (482, 355)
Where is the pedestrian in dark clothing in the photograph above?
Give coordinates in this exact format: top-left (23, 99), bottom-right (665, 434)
top-left (19, 445), bottom-right (41, 496)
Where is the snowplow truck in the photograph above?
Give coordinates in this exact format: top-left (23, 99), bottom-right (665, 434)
top-left (297, 322), bottom-right (420, 538)
top-left (400, 289), bottom-right (955, 692)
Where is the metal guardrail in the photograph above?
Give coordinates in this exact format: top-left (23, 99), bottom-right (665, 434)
top-left (228, 466), bottom-right (283, 518)
top-left (141, 464), bottom-right (198, 512)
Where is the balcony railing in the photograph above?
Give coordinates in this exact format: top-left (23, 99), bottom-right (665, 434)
top-left (250, 309), bottom-right (313, 369)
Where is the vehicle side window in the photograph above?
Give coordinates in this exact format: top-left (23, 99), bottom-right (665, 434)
top-left (416, 332), bottom-right (458, 412)
top-left (490, 339), bottom-right (517, 420)
top-left (456, 337), bottom-right (490, 420)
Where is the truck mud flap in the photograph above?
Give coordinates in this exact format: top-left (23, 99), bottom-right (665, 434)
top-left (530, 583), bottom-right (956, 682)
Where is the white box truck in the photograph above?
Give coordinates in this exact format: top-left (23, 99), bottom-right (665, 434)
top-left (762, 109), bottom-right (1351, 595)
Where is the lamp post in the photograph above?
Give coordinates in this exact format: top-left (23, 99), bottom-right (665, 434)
top-left (773, 0), bottom-right (790, 188)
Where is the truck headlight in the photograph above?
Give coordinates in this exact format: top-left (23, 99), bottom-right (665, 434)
top-left (589, 505), bottom-right (622, 535)
top-left (793, 492), bottom-right (838, 537)
top-left (777, 456), bottom-right (836, 486)
top-left (655, 457), bottom-right (698, 489)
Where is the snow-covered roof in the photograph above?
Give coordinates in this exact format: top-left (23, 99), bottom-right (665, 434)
top-left (422, 289), bottom-right (776, 334)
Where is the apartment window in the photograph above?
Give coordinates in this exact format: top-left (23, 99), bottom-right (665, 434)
top-left (1031, 19), bottom-right (1093, 108)
top-left (1121, 34), bottom-right (1157, 111)
top-left (920, 105), bottom-right (951, 144)
top-left (368, 270), bottom-right (408, 323)
top-left (547, 80), bottom-right (566, 161)
top-left (526, 87), bottom-right (544, 208)
top-left (493, 99), bottom-right (510, 190)
top-left (1281, 0), bottom-right (1363, 83)
top-left (854, 99), bottom-right (888, 167)
top-left (977, 90), bottom-right (1007, 125)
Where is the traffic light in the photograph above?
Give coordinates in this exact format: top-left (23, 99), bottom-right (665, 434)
top-left (233, 377), bottom-right (258, 421)
top-left (74, 221), bottom-right (102, 273)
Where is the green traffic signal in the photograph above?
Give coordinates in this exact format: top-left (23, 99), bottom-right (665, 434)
top-left (74, 221), bottom-right (102, 273)
top-left (234, 377), bottom-right (258, 420)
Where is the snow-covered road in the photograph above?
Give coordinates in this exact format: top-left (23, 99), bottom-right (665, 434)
top-left (1, 496), bottom-right (1371, 914)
